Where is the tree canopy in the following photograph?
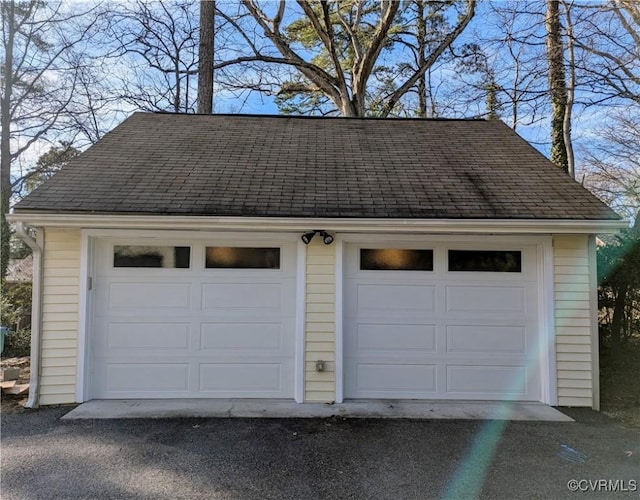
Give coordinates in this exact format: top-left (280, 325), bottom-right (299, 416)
top-left (2, 0), bottom-right (639, 279)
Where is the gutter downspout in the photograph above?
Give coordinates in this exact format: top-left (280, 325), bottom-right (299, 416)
top-left (15, 222), bottom-right (43, 408)
top-left (589, 234), bottom-right (600, 411)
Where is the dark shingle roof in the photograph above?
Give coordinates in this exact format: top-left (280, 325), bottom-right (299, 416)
top-left (14, 112), bottom-right (619, 220)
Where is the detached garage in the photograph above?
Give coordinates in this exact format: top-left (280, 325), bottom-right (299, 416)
top-left (9, 113), bottom-right (624, 410)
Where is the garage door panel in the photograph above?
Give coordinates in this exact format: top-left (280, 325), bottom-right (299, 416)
top-left (446, 365), bottom-right (529, 396)
top-left (199, 363), bottom-right (284, 393)
top-left (356, 284), bottom-right (435, 312)
top-left (202, 282), bottom-right (284, 310)
top-left (446, 325), bottom-right (527, 354)
top-left (107, 322), bottom-right (191, 350)
top-left (353, 323), bottom-right (436, 353)
top-left (200, 323), bottom-right (282, 351)
top-left (107, 283), bottom-right (191, 309)
top-left (105, 363), bottom-right (190, 392)
top-left (445, 286), bottom-right (526, 314)
top-left (351, 363), bottom-right (437, 394)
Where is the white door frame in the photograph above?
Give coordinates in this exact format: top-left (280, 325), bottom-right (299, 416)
top-left (334, 233), bottom-right (555, 404)
top-left (76, 228), bottom-right (306, 403)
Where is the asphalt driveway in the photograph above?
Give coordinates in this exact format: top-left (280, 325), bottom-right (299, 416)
top-left (1, 406), bottom-right (638, 499)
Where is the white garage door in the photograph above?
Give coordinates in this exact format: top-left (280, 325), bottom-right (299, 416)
top-left (344, 242), bottom-right (541, 401)
top-left (91, 238), bottom-right (297, 399)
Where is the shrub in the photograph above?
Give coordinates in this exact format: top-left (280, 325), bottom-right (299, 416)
top-left (1, 282), bottom-right (32, 358)
top-left (1, 282), bottom-right (32, 332)
top-left (2, 328), bottom-right (31, 358)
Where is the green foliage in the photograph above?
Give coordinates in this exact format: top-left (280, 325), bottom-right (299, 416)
top-left (484, 74), bottom-right (502, 120)
top-left (277, 0), bottom-right (383, 115)
top-left (1, 217), bottom-right (10, 283)
top-left (599, 338), bottom-right (640, 410)
top-left (598, 223), bottom-right (640, 348)
top-left (285, 1), bottom-right (380, 66)
top-left (275, 0), bottom-right (472, 116)
top-left (1, 282), bottom-right (32, 333)
top-left (24, 144), bottom-right (80, 194)
top-left (2, 328), bottom-right (31, 358)
top-left (9, 234), bottom-right (31, 260)
top-left (1, 281), bottom-right (32, 356)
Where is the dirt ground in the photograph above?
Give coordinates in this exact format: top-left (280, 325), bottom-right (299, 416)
top-left (2, 357), bottom-right (639, 428)
top-left (0, 357), bottom-right (30, 413)
top-left (602, 406), bottom-right (640, 429)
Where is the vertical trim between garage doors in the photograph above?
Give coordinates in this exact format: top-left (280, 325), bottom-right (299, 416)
top-left (76, 231), bottom-right (93, 402)
top-left (334, 237), bottom-right (344, 403)
top-left (295, 240), bottom-right (307, 403)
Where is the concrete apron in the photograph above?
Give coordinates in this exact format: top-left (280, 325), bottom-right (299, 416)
top-left (62, 400), bottom-right (573, 421)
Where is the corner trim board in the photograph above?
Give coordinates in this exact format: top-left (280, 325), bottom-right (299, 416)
top-left (295, 240), bottom-right (307, 403)
top-left (540, 237), bottom-right (557, 405)
top-left (76, 231), bottom-right (93, 403)
top-left (588, 235), bottom-right (600, 410)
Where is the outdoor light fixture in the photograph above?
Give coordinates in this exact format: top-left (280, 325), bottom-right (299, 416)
top-left (301, 230), bottom-right (335, 245)
top-left (301, 231), bottom-right (316, 244)
top-left (319, 231), bottom-right (334, 245)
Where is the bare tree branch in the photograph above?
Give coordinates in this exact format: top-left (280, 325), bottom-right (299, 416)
top-left (380, 0), bottom-right (475, 117)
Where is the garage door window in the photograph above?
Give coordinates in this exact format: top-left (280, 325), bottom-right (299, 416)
top-left (448, 250), bottom-right (521, 272)
top-left (113, 246), bottom-right (191, 268)
top-left (205, 247), bottom-right (280, 269)
top-left (360, 249), bottom-right (433, 271)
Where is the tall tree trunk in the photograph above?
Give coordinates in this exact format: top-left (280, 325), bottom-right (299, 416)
top-left (174, 58), bottom-right (181, 113)
top-left (197, 0), bottom-right (215, 114)
top-left (546, 0), bottom-right (569, 172)
top-left (416, 1), bottom-right (427, 118)
top-left (1, 1), bottom-right (16, 281)
top-left (561, 0), bottom-right (576, 178)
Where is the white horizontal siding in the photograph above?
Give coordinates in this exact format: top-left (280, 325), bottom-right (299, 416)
top-left (553, 235), bottom-right (594, 407)
top-left (39, 229), bottom-right (80, 405)
top-left (304, 241), bottom-right (336, 403)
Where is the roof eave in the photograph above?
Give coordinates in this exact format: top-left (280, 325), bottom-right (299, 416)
top-left (6, 213), bottom-right (628, 234)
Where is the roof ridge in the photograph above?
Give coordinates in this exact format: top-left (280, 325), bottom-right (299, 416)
top-left (147, 111), bottom-right (486, 122)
